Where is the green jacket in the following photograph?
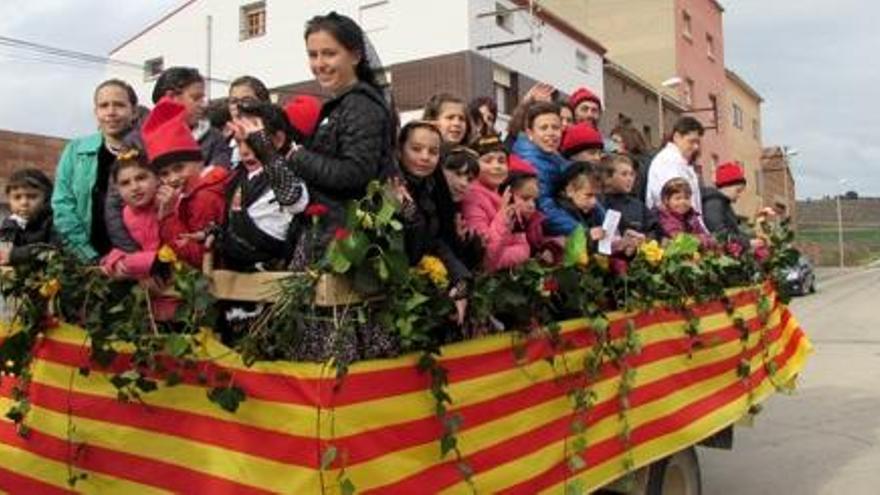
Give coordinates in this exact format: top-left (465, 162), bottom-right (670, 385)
top-left (51, 133), bottom-right (103, 261)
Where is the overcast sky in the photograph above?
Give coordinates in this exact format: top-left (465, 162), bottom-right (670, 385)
top-left (0, 0), bottom-right (875, 199)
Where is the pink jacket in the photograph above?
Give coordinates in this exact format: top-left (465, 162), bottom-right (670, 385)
top-left (102, 203), bottom-right (177, 320)
top-left (461, 181), bottom-right (531, 272)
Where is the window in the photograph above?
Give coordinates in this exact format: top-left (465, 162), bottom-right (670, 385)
top-left (708, 93), bottom-right (718, 126)
top-left (495, 2), bottom-right (514, 33)
top-left (706, 34), bottom-right (715, 60)
top-left (360, 1), bottom-right (390, 32)
top-left (575, 49), bottom-right (589, 74)
top-left (493, 66), bottom-right (512, 115)
top-left (144, 57), bottom-right (164, 81)
top-left (240, 2), bottom-right (266, 40)
top-left (685, 78), bottom-right (695, 106)
top-left (682, 10), bottom-right (692, 40)
top-left (732, 103), bottom-right (743, 129)
top-left (644, 94), bottom-right (651, 106)
top-left (752, 118), bottom-right (760, 140)
top-left (643, 125), bottom-right (653, 145)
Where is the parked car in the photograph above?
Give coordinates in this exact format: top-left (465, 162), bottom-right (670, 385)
top-left (783, 255), bottom-right (816, 296)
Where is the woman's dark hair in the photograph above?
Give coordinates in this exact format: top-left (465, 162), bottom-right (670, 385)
top-left (610, 125), bottom-right (649, 156)
top-left (205, 98), bottom-right (232, 130)
top-left (230, 75), bottom-right (271, 103)
top-left (526, 101), bottom-right (562, 129)
top-left (441, 145), bottom-right (480, 179)
top-left (94, 79), bottom-right (138, 107)
top-left (468, 96), bottom-right (498, 138)
top-left (305, 12), bottom-right (378, 89)
top-left (422, 93), bottom-right (472, 144)
top-left (151, 67), bottom-right (204, 104)
top-left (110, 148), bottom-right (152, 183)
top-left (671, 116), bottom-right (705, 138)
top-left (397, 120), bottom-right (442, 151)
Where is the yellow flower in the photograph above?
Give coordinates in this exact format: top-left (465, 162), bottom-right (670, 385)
top-left (157, 245), bottom-right (178, 264)
top-left (416, 255), bottom-right (449, 288)
top-left (594, 255), bottom-right (610, 272)
top-left (640, 240), bottom-right (665, 266)
top-left (577, 251), bottom-right (589, 268)
top-left (4, 359), bottom-right (14, 369)
top-left (39, 278), bottom-right (61, 298)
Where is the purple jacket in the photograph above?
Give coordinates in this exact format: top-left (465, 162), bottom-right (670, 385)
top-left (655, 208), bottom-right (716, 249)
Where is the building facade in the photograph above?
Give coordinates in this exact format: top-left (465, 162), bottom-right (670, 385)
top-left (725, 69), bottom-right (763, 218)
top-left (760, 146), bottom-right (797, 222)
top-left (0, 129), bottom-right (67, 209)
top-left (543, 0), bottom-right (729, 181)
top-left (109, 0), bottom-right (605, 125)
top-left (602, 60), bottom-right (685, 150)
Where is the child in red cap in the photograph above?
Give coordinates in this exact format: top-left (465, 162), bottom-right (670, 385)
top-left (560, 122), bottom-right (605, 163)
top-left (143, 97), bottom-right (229, 268)
top-left (461, 136), bottom-right (546, 271)
top-left (703, 161), bottom-right (756, 251)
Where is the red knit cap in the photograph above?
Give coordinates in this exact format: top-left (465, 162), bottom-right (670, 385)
top-left (715, 161), bottom-right (747, 188)
top-left (507, 154), bottom-right (537, 177)
top-left (569, 87), bottom-right (603, 111)
top-left (284, 94), bottom-right (323, 142)
top-left (142, 97), bottom-right (203, 169)
top-left (561, 123), bottom-right (604, 158)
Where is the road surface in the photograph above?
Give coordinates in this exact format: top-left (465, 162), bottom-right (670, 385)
top-left (701, 267), bottom-right (880, 494)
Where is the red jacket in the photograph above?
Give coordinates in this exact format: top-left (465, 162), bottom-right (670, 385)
top-left (160, 166), bottom-right (229, 268)
top-left (461, 180), bottom-right (532, 272)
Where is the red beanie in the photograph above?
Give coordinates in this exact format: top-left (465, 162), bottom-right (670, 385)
top-left (284, 94), bottom-right (323, 142)
top-left (507, 155), bottom-right (537, 177)
top-left (715, 161), bottom-right (747, 188)
top-left (561, 123), bottom-right (604, 158)
top-left (569, 87), bottom-right (603, 111)
top-left (142, 97), bottom-right (203, 169)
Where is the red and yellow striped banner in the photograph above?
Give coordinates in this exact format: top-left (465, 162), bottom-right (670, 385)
top-left (0, 285), bottom-right (811, 494)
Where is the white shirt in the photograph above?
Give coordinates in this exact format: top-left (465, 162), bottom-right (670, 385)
top-left (646, 142), bottom-right (703, 214)
top-left (243, 169), bottom-right (309, 241)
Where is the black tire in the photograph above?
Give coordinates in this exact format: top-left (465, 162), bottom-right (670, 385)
top-left (645, 447), bottom-right (702, 495)
top-left (809, 278), bottom-right (817, 294)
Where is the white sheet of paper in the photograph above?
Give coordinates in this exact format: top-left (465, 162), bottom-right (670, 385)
top-left (598, 209), bottom-right (622, 255)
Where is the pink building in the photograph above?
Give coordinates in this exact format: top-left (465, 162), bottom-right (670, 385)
top-left (545, 0), bottom-right (730, 182)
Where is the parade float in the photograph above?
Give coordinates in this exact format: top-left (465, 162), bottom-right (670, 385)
top-left (0, 184), bottom-right (811, 494)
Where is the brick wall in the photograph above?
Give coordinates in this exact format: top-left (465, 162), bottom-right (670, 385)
top-left (0, 129), bottom-right (68, 205)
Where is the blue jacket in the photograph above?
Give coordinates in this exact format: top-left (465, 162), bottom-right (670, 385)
top-left (512, 134), bottom-right (592, 236)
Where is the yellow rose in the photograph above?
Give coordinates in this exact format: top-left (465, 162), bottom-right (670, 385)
top-left (4, 359), bottom-right (14, 369)
top-left (577, 251), bottom-right (589, 268)
top-left (416, 255), bottom-right (449, 288)
top-left (594, 255), bottom-right (610, 272)
top-left (39, 278), bottom-right (61, 298)
top-left (640, 240), bottom-right (664, 266)
top-left (157, 245), bottom-right (178, 264)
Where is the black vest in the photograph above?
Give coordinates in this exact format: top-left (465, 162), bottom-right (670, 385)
top-left (220, 169), bottom-right (291, 271)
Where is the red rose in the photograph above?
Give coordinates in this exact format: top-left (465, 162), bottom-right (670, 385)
top-left (305, 203), bottom-right (329, 217)
top-left (725, 241), bottom-right (744, 258)
top-left (334, 228), bottom-right (351, 241)
top-left (542, 277), bottom-right (560, 294)
top-left (41, 315), bottom-right (60, 329)
top-left (754, 246), bottom-right (770, 262)
top-left (611, 258), bottom-right (629, 276)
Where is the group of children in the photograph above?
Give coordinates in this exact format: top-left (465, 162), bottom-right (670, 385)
top-left (2, 66), bottom-right (737, 333)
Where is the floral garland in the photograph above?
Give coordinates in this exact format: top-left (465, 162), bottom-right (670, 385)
top-left (0, 180), bottom-right (800, 492)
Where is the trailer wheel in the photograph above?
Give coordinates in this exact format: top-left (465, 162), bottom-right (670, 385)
top-left (644, 447), bottom-right (701, 495)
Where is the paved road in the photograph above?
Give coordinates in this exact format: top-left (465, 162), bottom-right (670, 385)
top-left (701, 267), bottom-right (880, 494)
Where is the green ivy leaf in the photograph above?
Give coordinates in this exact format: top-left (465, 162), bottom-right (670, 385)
top-left (320, 445), bottom-right (338, 470)
top-left (207, 385), bottom-right (246, 413)
top-left (568, 454), bottom-right (587, 472)
top-left (165, 334), bottom-right (190, 358)
top-left (564, 226), bottom-right (587, 268)
top-left (340, 478), bottom-right (356, 495)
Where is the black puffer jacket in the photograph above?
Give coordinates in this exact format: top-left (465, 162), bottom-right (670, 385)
top-left (0, 206), bottom-right (58, 266)
top-left (603, 192), bottom-right (661, 240)
top-left (288, 82), bottom-right (393, 242)
top-left (702, 187), bottom-right (750, 248)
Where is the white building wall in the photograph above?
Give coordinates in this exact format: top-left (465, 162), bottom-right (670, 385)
top-left (110, 0), bottom-right (471, 102)
top-left (467, 0), bottom-right (604, 99)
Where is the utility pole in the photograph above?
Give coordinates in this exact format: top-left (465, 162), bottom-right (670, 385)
top-left (206, 15), bottom-right (213, 99)
top-left (836, 194), bottom-right (845, 268)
